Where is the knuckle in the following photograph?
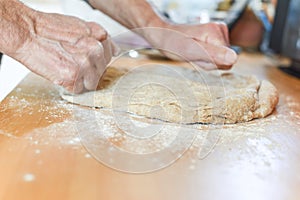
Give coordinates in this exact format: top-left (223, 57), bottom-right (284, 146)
top-left (98, 26), bottom-right (108, 39)
top-left (87, 22), bottom-right (108, 41)
top-left (57, 68), bottom-right (79, 89)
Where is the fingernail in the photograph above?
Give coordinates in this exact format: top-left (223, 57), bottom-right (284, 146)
top-left (225, 49), bottom-right (238, 65)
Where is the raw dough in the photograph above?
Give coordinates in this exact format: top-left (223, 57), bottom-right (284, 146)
top-left (61, 65), bottom-right (279, 124)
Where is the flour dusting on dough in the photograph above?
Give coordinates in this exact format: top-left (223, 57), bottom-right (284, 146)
top-left (61, 65), bottom-right (279, 124)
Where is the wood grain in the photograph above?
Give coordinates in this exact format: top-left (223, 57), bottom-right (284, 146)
top-left (0, 53), bottom-right (300, 200)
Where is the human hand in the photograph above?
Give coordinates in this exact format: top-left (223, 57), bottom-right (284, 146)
top-left (83, 0), bottom-right (235, 70)
top-left (141, 22), bottom-right (237, 70)
top-left (7, 4), bottom-right (119, 94)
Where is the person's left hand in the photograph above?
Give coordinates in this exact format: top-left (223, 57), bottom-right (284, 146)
top-left (140, 22), bottom-right (237, 70)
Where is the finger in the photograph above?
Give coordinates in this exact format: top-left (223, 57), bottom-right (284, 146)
top-left (217, 22), bottom-right (230, 46)
top-left (164, 36), bottom-right (214, 64)
top-left (193, 61), bottom-right (232, 70)
top-left (203, 45), bottom-right (238, 67)
top-left (72, 41), bottom-right (102, 91)
top-left (87, 40), bottom-right (107, 77)
top-left (111, 40), bottom-right (121, 56)
top-left (101, 39), bottom-right (113, 65)
top-left (102, 38), bottom-right (116, 65)
top-left (72, 77), bottom-right (85, 94)
top-left (94, 44), bottom-right (107, 76)
top-left (70, 56), bottom-right (99, 92)
top-left (63, 37), bottom-right (107, 91)
top-left (179, 38), bottom-right (237, 67)
top-left (161, 31), bottom-right (237, 68)
top-left (83, 66), bottom-right (101, 90)
top-left (192, 61), bottom-right (218, 71)
top-left (193, 23), bottom-right (229, 47)
top-left (87, 22), bottom-right (108, 41)
top-left (56, 75), bottom-right (84, 94)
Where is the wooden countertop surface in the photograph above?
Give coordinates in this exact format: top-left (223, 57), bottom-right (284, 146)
top-left (0, 53), bottom-right (300, 200)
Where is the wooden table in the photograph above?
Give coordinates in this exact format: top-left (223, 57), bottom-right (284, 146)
top-left (0, 53), bottom-right (300, 200)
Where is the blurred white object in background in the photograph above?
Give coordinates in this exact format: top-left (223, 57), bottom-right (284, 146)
top-left (61, 0), bottom-right (128, 37)
top-left (20, 0), bottom-right (62, 13)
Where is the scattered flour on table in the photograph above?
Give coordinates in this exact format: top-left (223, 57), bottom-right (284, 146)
top-left (1, 91), bottom-right (299, 162)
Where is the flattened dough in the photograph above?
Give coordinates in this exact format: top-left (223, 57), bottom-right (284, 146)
top-left (61, 65), bottom-right (279, 124)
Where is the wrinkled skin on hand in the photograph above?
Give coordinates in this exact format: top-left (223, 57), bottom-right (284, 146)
top-left (0, 0), bottom-right (118, 94)
top-left (141, 22), bottom-right (237, 70)
top-left (19, 12), bottom-right (119, 94)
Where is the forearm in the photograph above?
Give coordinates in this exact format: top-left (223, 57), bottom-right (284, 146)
top-left (88, 0), bottom-right (168, 29)
top-left (0, 0), bottom-right (35, 57)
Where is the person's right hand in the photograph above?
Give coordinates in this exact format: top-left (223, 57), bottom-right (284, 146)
top-left (3, 0), bottom-right (119, 94)
top-left (23, 12), bottom-right (119, 94)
